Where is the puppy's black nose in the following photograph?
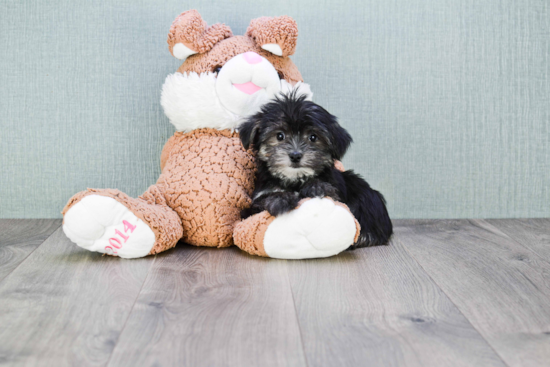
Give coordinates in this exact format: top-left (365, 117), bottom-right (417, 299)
top-left (289, 151), bottom-right (303, 163)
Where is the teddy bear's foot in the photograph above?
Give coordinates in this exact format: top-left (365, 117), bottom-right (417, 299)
top-left (234, 198), bottom-right (360, 259)
top-left (63, 195), bottom-right (156, 258)
top-left (62, 186), bottom-right (183, 258)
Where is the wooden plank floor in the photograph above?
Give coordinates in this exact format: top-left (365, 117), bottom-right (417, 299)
top-left (0, 219), bottom-right (549, 367)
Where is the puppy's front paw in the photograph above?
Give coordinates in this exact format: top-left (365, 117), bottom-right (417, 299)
top-left (300, 181), bottom-right (340, 201)
top-left (264, 192), bottom-right (300, 216)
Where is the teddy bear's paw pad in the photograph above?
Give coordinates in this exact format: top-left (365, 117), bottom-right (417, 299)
top-left (263, 198), bottom-right (357, 259)
top-left (63, 195), bottom-right (156, 259)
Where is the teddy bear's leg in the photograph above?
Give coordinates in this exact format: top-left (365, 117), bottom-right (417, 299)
top-left (62, 185), bottom-right (183, 258)
top-left (234, 198), bottom-right (360, 259)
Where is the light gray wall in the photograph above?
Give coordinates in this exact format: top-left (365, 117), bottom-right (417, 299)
top-left (1, 0), bottom-right (549, 218)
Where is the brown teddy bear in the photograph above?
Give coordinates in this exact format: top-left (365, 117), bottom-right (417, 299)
top-left (62, 10), bottom-right (360, 259)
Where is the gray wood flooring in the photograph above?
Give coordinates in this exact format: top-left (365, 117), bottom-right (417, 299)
top-left (0, 219), bottom-right (548, 367)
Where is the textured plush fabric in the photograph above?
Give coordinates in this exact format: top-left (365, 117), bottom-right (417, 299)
top-left (168, 10), bottom-right (233, 56)
top-left (157, 128), bottom-right (255, 248)
top-left (1, 1), bottom-right (549, 219)
top-left (177, 36), bottom-right (303, 84)
top-left (62, 187), bottom-right (183, 255)
top-left (234, 211), bottom-right (274, 257)
top-left (246, 16), bottom-right (298, 56)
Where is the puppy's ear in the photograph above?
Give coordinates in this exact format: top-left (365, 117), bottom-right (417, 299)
top-left (239, 117), bottom-right (262, 150)
top-left (325, 114), bottom-right (353, 160)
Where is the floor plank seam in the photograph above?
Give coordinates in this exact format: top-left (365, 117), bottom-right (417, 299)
top-left (479, 219), bottom-right (550, 266)
top-left (105, 256), bottom-right (157, 367)
top-left (285, 261), bottom-right (310, 367)
top-left (394, 233), bottom-right (512, 367)
top-left (0, 221), bottom-right (62, 285)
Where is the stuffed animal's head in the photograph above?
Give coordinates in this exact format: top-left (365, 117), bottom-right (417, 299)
top-left (161, 10), bottom-right (313, 132)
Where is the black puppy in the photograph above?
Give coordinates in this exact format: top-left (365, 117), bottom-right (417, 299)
top-left (239, 92), bottom-right (393, 249)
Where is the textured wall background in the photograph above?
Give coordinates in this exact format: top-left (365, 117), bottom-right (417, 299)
top-left (1, 0), bottom-right (549, 218)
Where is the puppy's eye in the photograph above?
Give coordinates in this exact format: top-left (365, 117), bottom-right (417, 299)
top-left (277, 71), bottom-right (284, 80)
top-left (276, 132), bottom-right (285, 141)
top-left (213, 66), bottom-right (222, 74)
top-left (309, 134), bottom-right (317, 142)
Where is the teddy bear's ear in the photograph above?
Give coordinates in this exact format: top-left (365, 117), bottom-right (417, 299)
top-left (246, 16), bottom-right (298, 57)
top-left (167, 10), bottom-right (232, 61)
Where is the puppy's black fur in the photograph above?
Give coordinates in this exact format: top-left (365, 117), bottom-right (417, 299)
top-left (240, 92), bottom-right (393, 248)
